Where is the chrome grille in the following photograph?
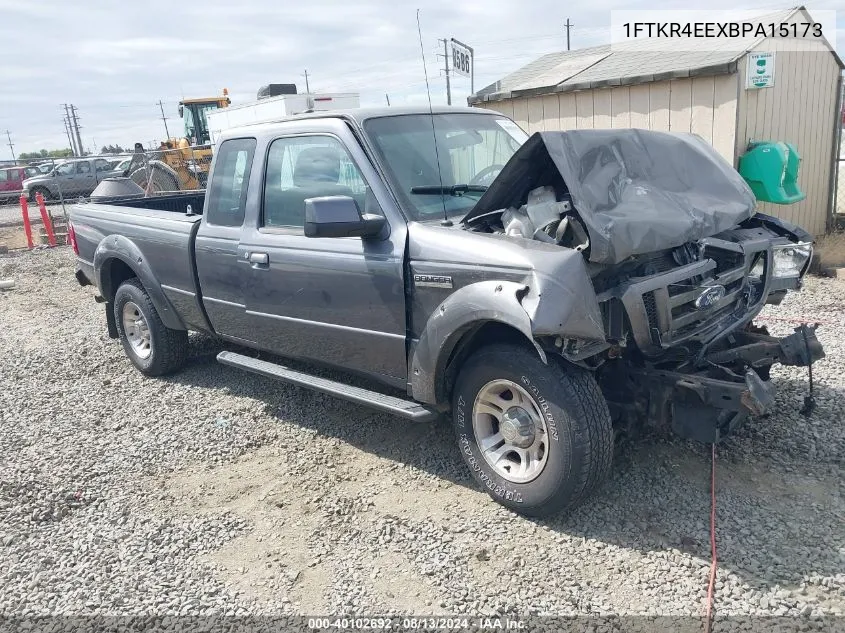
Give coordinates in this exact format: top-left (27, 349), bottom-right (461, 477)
top-left (618, 244), bottom-right (768, 353)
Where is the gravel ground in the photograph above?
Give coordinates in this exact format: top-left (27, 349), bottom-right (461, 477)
top-left (0, 247), bottom-right (843, 626)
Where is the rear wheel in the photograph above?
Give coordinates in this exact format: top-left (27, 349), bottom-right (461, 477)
top-left (452, 344), bottom-right (613, 517)
top-left (130, 166), bottom-right (179, 193)
top-left (114, 278), bottom-right (187, 376)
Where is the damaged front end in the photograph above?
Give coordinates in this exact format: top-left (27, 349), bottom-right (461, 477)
top-left (459, 128), bottom-right (824, 442)
top-left (594, 216), bottom-right (823, 442)
top-left (603, 324), bottom-right (824, 443)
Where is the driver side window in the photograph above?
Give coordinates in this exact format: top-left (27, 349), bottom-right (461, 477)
top-left (261, 135), bottom-right (370, 229)
top-left (56, 163), bottom-right (74, 176)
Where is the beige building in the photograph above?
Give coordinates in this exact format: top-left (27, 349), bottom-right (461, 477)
top-left (470, 8), bottom-right (843, 236)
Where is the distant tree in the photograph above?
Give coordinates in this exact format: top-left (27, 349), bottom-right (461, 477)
top-left (100, 144), bottom-right (126, 154)
top-left (19, 148), bottom-right (73, 160)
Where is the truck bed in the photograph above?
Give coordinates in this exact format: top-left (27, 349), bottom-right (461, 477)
top-left (71, 193), bottom-right (207, 331)
top-left (96, 191), bottom-right (206, 214)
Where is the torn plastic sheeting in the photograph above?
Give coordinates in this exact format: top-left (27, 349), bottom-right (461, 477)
top-left (464, 130), bottom-right (757, 265)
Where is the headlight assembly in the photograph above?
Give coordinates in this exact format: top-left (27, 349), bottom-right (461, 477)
top-left (772, 242), bottom-right (812, 278)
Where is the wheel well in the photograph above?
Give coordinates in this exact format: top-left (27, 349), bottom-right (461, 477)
top-left (102, 258), bottom-right (138, 301)
top-left (436, 321), bottom-right (535, 407)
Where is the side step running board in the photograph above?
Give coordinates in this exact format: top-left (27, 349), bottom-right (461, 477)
top-left (217, 351), bottom-right (439, 422)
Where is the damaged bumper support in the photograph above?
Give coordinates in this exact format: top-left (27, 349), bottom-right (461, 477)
top-left (631, 325), bottom-right (824, 443)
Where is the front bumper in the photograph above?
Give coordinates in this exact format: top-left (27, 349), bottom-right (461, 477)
top-left (629, 324), bottom-right (824, 442)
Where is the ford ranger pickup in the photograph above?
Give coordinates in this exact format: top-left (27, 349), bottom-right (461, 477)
top-left (69, 106), bottom-right (824, 517)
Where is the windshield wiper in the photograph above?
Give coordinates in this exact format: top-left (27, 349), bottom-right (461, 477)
top-left (410, 184), bottom-right (488, 195)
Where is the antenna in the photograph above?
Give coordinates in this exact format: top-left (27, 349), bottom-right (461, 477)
top-left (416, 9), bottom-right (451, 227)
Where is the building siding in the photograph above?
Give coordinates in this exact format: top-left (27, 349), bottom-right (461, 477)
top-left (738, 39), bottom-right (840, 236)
top-left (477, 74), bottom-right (738, 161)
top-left (475, 36), bottom-right (840, 236)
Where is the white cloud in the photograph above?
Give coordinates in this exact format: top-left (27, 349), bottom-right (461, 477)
top-left (0, 0), bottom-right (842, 157)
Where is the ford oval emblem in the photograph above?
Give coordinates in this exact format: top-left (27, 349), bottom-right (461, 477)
top-left (694, 285), bottom-right (726, 309)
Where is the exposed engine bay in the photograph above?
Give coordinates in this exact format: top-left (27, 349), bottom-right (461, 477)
top-left (496, 186), bottom-right (591, 253)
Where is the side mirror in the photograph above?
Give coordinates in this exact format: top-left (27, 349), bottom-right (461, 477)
top-left (304, 196), bottom-right (386, 239)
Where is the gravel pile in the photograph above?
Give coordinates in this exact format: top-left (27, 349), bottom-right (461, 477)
top-left (1, 247), bottom-right (843, 625)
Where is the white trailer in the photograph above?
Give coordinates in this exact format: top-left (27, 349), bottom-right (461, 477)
top-left (206, 93), bottom-right (360, 144)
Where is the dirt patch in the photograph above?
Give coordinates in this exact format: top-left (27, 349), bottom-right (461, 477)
top-left (0, 225), bottom-right (30, 251)
top-left (816, 231), bottom-right (845, 272)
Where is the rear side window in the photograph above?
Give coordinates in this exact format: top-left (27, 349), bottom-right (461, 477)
top-left (0, 170), bottom-right (8, 183)
top-left (206, 138), bottom-right (256, 227)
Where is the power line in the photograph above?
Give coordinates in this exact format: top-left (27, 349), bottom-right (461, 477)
top-left (438, 38), bottom-right (452, 105)
top-left (62, 115), bottom-right (75, 155)
top-left (62, 104), bottom-right (78, 156)
top-left (157, 100), bottom-right (171, 140)
top-left (5, 130), bottom-right (16, 164)
top-left (70, 105), bottom-right (84, 157)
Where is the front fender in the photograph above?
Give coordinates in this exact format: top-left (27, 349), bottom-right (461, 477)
top-left (93, 235), bottom-right (186, 331)
top-left (409, 280), bottom-right (548, 405)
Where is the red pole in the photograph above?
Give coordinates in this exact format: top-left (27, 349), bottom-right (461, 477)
top-left (35, 192), bottom-right (57, 247)
top-left (19, 195), bottom-right (34, 249)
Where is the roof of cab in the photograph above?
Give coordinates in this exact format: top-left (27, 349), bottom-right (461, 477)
top-left (217, 105), bottom-right (500, 139)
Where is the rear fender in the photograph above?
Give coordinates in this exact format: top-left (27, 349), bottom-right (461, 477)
top-left (94, 235), bottom-right (186, 330)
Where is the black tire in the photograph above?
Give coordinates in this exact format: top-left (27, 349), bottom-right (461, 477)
top-left (113, 278), bottom-right (188, 376)
top-left (130, 166), bottom-right (180, 193)
top-left (29, 186), bottom-right (51, 202)
top-left (452, 343), bottom-right (613, 517)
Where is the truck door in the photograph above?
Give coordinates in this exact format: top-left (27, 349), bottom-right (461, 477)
top-left (74, 160), bottom-right (96, 195)
top-left (239, 130), bottom-right (408, 387)
top-left (195, 137), bottom-right (257, 339)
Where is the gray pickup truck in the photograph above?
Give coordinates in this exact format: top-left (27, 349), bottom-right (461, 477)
top-left (23, 157), bottom-right (122, 201)
top-left (69, 106), bottom-right (823, 517)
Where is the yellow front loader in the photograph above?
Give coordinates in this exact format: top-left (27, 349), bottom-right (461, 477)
top-left (130, 90), bottom-right (230, 192)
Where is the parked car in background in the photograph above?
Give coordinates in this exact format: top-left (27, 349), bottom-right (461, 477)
top-left (22, 157), bottom-right (123, 201)
top-left (0, 166), bottom-right (39, 202)
top-left (110, 157), bottom-right (133, 173)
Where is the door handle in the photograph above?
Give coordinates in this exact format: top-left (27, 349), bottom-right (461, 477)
top-left (249, 252), bottom-right (269, 265)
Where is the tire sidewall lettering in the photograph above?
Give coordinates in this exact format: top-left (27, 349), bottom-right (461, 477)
top-left (458, 432), bottom-right (523, 503)
top-left (520, 375), bottom-right (560, 442)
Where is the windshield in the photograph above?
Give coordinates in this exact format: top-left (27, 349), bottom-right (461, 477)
top-left (364, 113), bottom-right (527, 221)
top-left (183, 103), bottom-right (220, 145)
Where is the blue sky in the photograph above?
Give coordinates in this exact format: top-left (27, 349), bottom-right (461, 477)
top-left (0, 0), bottom-right (842, 156)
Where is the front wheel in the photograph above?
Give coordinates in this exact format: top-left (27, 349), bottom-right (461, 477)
top-left (114, 278), bottom-right (187, 376)
top-left (29, 186), bottom-right (51, 202)
top-left (452, 344), bottom-right (613, 517)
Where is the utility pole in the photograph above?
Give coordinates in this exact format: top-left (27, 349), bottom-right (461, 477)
top-left (439, 38), bottom-right (452, 105)
top-left (564, 18), bottom-right (573, 51)
top-left (385, 94), bottom-right (391, 106)
top-left (302, 69), bottom-right (311, 94)
top-left (5, 130), bottom-right (16, 164)
top-left (156, 100), bottom-right (171, 140)
top-left (62, 105), bottom-right (77, 156)
top-left (70, 105), bottom-right (84, 156)
top-left (62, 116), bottom-right (75, 155)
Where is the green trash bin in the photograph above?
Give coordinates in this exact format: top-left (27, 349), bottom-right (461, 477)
top-left (738, 141), bottom-right (806, 204)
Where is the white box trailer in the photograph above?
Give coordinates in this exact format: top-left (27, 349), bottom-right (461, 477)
top-left (206, 93), bottom-right (360, 144)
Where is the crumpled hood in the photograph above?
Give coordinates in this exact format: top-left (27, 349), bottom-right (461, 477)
top-left (463, 129), bottom-right (757, 265)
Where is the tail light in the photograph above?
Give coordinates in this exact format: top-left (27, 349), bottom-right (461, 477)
top-left (67, 221), bottom-right (79, 254)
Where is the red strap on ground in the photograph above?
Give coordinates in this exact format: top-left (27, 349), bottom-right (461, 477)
top-left (705, 443), bottom-right (717, 633)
